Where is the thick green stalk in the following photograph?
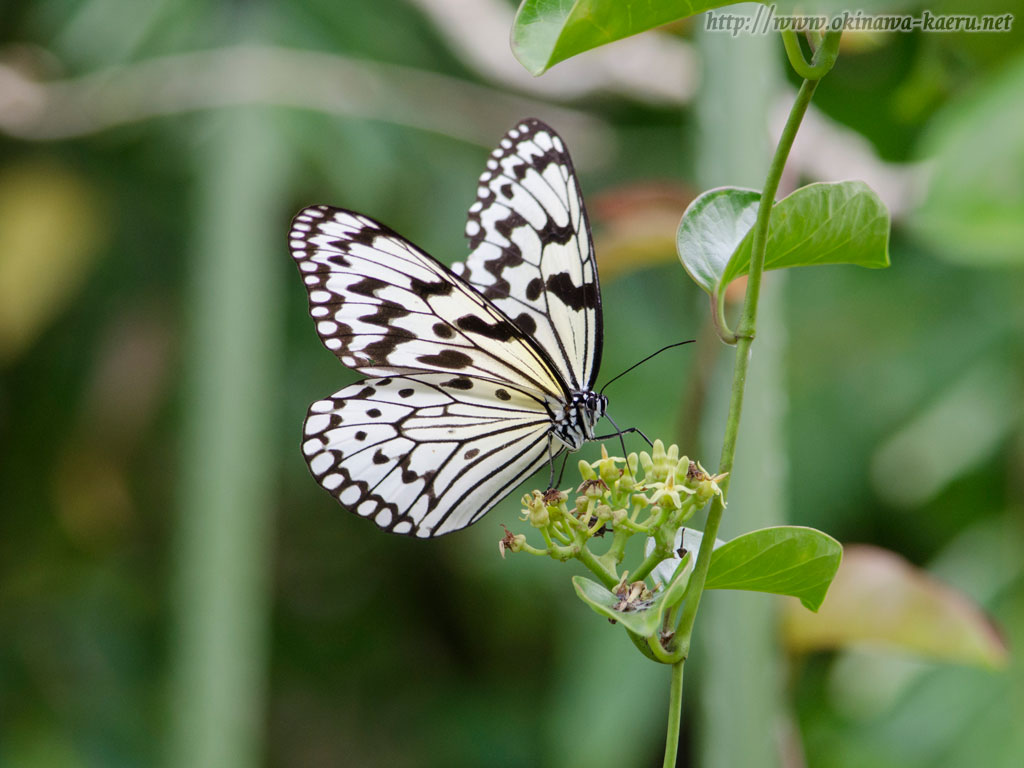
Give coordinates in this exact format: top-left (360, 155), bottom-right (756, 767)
top-left (166, 109), bottom-right (287, 768)
top-left (662, 661), bottom-right (685, 768)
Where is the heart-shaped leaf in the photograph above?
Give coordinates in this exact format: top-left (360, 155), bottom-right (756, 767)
top-left (676, 187), bottom-right (761, 295)
top-left (677, 181), bottom-right (890, 301)
top-left (721, 180), bottom-right (891, 288)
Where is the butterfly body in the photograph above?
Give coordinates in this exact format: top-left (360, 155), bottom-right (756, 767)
top-left (291, 118), bottom-right (606, 537)
top-left (551, 390), bottom-right (607, 451)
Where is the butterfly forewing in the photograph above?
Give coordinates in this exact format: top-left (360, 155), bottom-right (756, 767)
top-left (302, 374), bottom-right (555, 537)
top-left (454, 118), bottom-right (602, 392)
top-left (290, 206), bottom-right (565, 398)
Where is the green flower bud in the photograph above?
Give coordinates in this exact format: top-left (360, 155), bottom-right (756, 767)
top-left (644, 440), bottom-right (683, 481)
top-left (674, 456), bottom-right (693, 485)
top-left (695, 479), bottom-right (722, 506)
top-left (626, 452), bottom-right (639, 477)
top-left (639, 450), bottom-right (655, 478)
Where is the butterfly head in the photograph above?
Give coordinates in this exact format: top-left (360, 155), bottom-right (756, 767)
top-left (551, 390), bottom-right (607, 451)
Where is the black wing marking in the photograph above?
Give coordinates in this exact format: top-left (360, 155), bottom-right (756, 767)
top-left (452, 118), bottom-right (603, 391)
top-left (289, 205), bottom-right (569, 398)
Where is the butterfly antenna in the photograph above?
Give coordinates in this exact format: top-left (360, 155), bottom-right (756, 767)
top-left (598, 340), bottom-right (695, 396)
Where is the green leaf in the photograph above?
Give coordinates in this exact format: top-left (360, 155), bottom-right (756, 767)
top-left (510, 1), bottom-right (899, 75)
top-left (677, 182), bottom-right (890, 299)
top-left (573, 576), bottom-right (662, 636)
top-left (512, 0), bottom-right (741, 76)
top-left (705, 525), bottom-right (843, 611)
top-left (659, 553), bottom-right (694, 610)
top-left (722, 181), bottom-right (891, 289)
top-left (572, 553), bottom-right (693, 637)
top-left (676, 187), bottom-right (761, 295)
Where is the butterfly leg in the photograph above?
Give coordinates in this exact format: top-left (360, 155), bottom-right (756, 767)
top-left (544, 437), bottom-right (572, 490)
top-left (625, 426), bottom-right (655, 448)
top-left (595, 414), bottom-right (654, 456)
top-left (547, 435), bottom-right (557, 488)
top-left (555, 451), bottom-right (571, 488)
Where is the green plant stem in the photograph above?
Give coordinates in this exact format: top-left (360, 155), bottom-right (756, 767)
top-left (577, 543), bottom-right (620, 589)
top-left (781, 29), bottom-right (840, 80)
top-left (713, 291), bottom-right (735, 345)
top-left (674, 67), bottom-right (830, 656)
top-left (782, 30), bottom-right (839, 79)
top-left (713, 29), bottom-right (842, 345)
top-left (633, 541), bottom-right (669, 583)
top-left (737, 76), bottom-right (818, 337)
top-left (648, 634), bottom-right (676, 663)
top-left (596, 529), bottom-right (630, 573)
top-left (662, 661), bottom-right (685, 768)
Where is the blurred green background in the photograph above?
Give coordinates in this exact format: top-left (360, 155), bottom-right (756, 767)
top-left (1, 1), bottom-right (1022, 766)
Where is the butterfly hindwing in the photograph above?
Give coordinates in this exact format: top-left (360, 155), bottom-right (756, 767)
top-left (302, 374), bottom-right (556, 537)
top-left (290, 205), bottom-right (565, 398)
top-left (453, 118), bottom-right (603, 392)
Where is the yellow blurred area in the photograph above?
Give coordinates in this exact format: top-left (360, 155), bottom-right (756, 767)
top-left (0, 161), bottom-right (106, 362)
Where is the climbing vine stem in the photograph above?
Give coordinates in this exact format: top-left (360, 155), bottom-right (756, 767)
top-left (670, 25), bottom-right (842, 676)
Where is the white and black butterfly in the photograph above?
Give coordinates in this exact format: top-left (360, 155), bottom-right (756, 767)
top-left (290, 118), bottom-right (614, 538)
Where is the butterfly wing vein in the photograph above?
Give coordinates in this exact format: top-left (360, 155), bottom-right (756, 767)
top-left (302, 374), bottom-right (555, 537)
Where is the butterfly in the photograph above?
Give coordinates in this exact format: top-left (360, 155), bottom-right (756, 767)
top-left (289, 118), bottom-right (612, 538)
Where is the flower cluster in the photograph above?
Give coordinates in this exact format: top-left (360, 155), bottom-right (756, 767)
top-left (503, 440), bottom-right (725, 572)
